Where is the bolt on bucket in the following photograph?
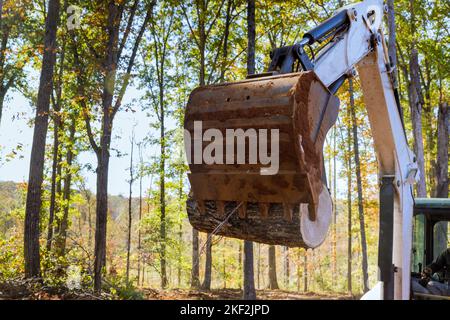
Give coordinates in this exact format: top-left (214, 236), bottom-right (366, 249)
top-left (184, 71), bottom-right (339, 248)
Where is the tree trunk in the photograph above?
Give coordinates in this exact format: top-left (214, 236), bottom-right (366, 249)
top-left (434, 102), bottom-right (449, 254)
top-left (346, 105), bottom-right (353, 294)
top-left (241, 0), bottom-right (256, 300)
top-left (47, 112), bottom-right (60, 251)
top-left (202, 235), bottom-right (212, 290)
top-left (0, 0), bottom-right (8, 125)
top-left (93, 1), bottom-right (121, 293)
top-left (409, 0), bottom-right (427, 197)
top-left (55, 115), bottom-right (76, 256)
top-left (188, 1), bottom-right (208, 291)
top-left (159, 99), bottom-right (167, 288)
top-left (303, 250), bottom-right (308, 292)
top-left (94, 132), bottom-right (111, 292)
top-left (191, 228), bottom-right (200, 288)
top-left (435, 102), bottom-right (449, 197)
top-left (283, 246), bottom-right (289, 288)
top-left (47, 3), bottom-right (66, 253)
top-left (126, 135), bottom-right (134, 284)
top-left (349, 79), bottom-right (369, 293)
top-left (178, 222), bottom-right (182, 287)
top-left (268, 245), bottom-right (279, 289)
top-left (218, 0), bottom-right (234, 82)
top-left (137, 144), bottom-right (143, 286)
top-left (408, 48), bottom-right (427, 197)
top-left (222, 238), bottom-right (227, 288)
top-left (332, 128), bottom-right (337, 288)
top-left (24, 0), bottom-right (60, 278)
top-left (297, 249), bottom-right (300, 292)
top-left (243, 240), bottom-right (256, 299)
top-left (257, 243), bottom-right (261, 290)
top-left (177, 159), bottom-right (183, 287)
top-left (87, 192), bottom-right (92, 251)
top-left (386, 0), bottom-right (398, 87)
top-left (238, 242), bottom-right (242, 288)
top-left (0, 92), bottom-right (5, 126)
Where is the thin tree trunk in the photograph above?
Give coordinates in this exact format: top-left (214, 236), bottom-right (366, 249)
top-left (349, 79), bottom-right (369, 293)
top-left (297, 249), bottom-right (300, 292)
top-left (238, 242), bottom-right (242, 288)
top-left (0, 93), bottom-right (5, 125)
top-left (87, 192), bottom-right (92, 251)
top-left (283, 246), bottom-right (289, 288)
top-left (346, 104), bottom-right (353, 294)
top-left (257, 243), bottom-right (261, 289)
top-left (137, 143), bottom-right (143, 286)
top-left (191, 228), bottom-right (200, 288)
top-left (126, 134), bottom-right (134, 284)
top-left (177, 220), bottom-right (182, 287)
top-left (47, 0), bottom-right (66, 254)
top-left (434, 102), bottom-right (449, 254)
top-left (24, 0), bottom-right (60, 278)
top-left (177, 153), bottom-right (183, 287)
top-left (243, 240), bottom-right (256, 299)
top-left (47, 112), bottom-right (60, 251)
top-left (222, 238), bottom-right (227, 288)
top-left (303, 250), bottom-right (308, 292)
top-left (0, 0), bottom-right (8, 125)
top-left (409, 0), bottom-right (427, 197)
top-left (268, 245), bottom-right (279, 289)
top-left (202, 236), bottom-right (212, 290)
top-left (435, 102), bottom-right (449, 197)
top-left (159, 98), bottom-right (167, 288)
top-left (55, 115), bottom-right (76, 256)
top-left (242, 0), bottom-right (256, 300)
top-left (408, 48), bottom-right (427, 197)
top-left (219, 0), bottom-right (233, 82)
top-left (386, 0), bottom-right (398, 87)
top-left (332, 127), bottom-right (337, 288)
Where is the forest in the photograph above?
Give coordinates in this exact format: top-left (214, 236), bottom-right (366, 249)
top-left (0, 0), bottom-right (448, 300)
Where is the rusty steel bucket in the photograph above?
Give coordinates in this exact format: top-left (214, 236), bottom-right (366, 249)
top-left (184, 71), bottom-right (339, 248)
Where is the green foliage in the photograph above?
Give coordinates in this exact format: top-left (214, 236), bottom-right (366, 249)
top-left (0, 232), bottom-right (24, 280)
top-left (104, 273), bottom-right (144, 300)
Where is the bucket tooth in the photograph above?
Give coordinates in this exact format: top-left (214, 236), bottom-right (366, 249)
top-left (196, 200), bottom-right (206, 215)
top-left (238, 202), bottom-right (248, 219)
top-left (259, 203), bottom-right (270, 219)
top-left (216, 201), bottom-right (226, 218)
top-left (283, 203), bottom-right (295, 221)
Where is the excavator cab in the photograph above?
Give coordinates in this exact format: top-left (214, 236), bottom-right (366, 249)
top-left (411, 198), bottom-right (450, 300)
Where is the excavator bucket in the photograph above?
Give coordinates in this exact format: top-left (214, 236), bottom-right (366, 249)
top-left (184, 71), bottom-right (339, 248)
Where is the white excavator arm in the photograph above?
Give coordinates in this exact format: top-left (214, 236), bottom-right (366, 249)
top-left (309, 0), bottom-right (419, 300)
top-left (184, 0), bottom-right (419, 300)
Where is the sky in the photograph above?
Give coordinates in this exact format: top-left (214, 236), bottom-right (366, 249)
top-left (0, 85), bottom-right (159, 197)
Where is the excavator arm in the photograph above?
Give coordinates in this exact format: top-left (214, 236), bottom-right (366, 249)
top-left (310, 0), bottom-right (418, 300)
top-left (282, 0), bottom-right (419, 300)
top-left (184, 0), bottom-right (418, 300)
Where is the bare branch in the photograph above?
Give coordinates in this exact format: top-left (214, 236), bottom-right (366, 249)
top-left (113, 6), bottom-right (153, 117)
top-left (118, 0), bottom-right (139, 59)
top-left (180, 4), bottom-right (200, 48)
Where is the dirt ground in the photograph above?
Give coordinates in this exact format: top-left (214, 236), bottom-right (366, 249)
top-left (143, 288), bottom-right (355, 300)
top-left (0, 279), bottom-right (354, 300)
